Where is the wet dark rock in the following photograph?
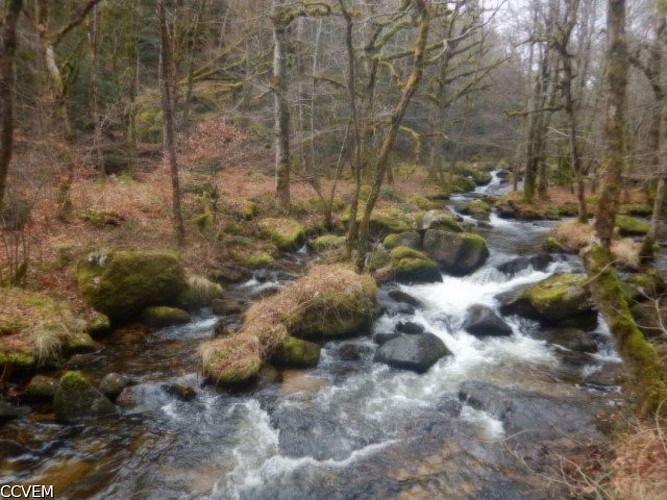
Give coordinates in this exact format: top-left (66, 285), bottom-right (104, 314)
top-left (537, 328), bottom-right (598, 353)
top-left (395, 321), bottom-right (425, 335)
top-left (53, 371), bottom-right (116, 420)
top-left (250, 285), bottom-right (281, 300)
top-left (162, 383), bottom-right (197, 402)
top-left (496, 169), bottom-right (511, 179)
top-left (556, 349), bottom-right (596, 368)
top-left (211, 298), bottom-right (244, 315)
top-left (496, 204), bottom-right (516, 219)
top-left (0, 400), bottom-right (30, 422)
top-left (459, 381), bottom-right (599, 439)
top-left (24, 375), bottom-right (59, 402)
top-left (374, 332), bottom-right (451, 373)
top-left (388, 290), bottom-right (423, 308)
top-left (254, 269), bottom-right (275, 282)
top-left (272, 337), bottom-right (320, 367)
top-left (99, 373), bottom-right (133, 400)
top-left (497, 254), bottom-right (554, 276)
top-left (339, 344), bottom-right (373, 361)
top-left (463, 305), bottom-right (513, 337)
top-left (372, 332), bottom-right (402, 345)
top-left (66, 353), bottom-right (101, 368)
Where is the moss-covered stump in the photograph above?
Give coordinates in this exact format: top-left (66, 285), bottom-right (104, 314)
top-left (423, 230), bottom-right (489, 276)
top-left (498, 273), bottom-right (596, 326)
top-left (200, 334), bottom-right (262, 387)
top-left (0, 288), bottom-right (94, 375)
top-left (380, 246), bottom-right (442, 284)
top-left (311, 234), bottom-right (346, 252)
top-left (616, 215), bottom-right (650, 237)
top-left (53, 371), bottom-right (116, 420)
top-left (460, 200), bottom-right (491, 221)
top-left (543, 236), bottom-right (567, 253)
top-left (383, 231), bottom-right (422, 250)
top-left (77, 251), bottom-right (187, 323)
top-left (258, 218), bottom-right (306, 251)
top-left (140, 306), bottom-right (191, 328)
top-left (418, 210), bottom-right (464, 232)
top-left (178, 275), bottom-right (224, 311)
top-left (25, 375), bottom-right (59, 402)
top-left (272, 337), bottom-right (320, 367)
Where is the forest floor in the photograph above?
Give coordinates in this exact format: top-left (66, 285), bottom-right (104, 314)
top-left (3, 114), bottom-right (667, 498)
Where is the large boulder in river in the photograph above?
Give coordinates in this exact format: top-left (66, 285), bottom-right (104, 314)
top-left (77, 251), bottom-right (187, 323)
top-left (374, 332), bottom-right (451, 373)
top-left (463, 305), bottom-right (513, 337)
top-left (498, 274), bottom-right (596, 327)
top-left (497, 254), bottom-right (553, 277)
top-left (460, 200), bottom-right (491, 221)
top-left (386, 246), bottom-right (442, 284)
top-left (53, 371), bottom-right (116, 420)
top-left (423, 230), bottom-right (489, 275)
top-left (200, 334), bottom-right (262, 387)
top-left (418, 210), bottom-right (464, 233)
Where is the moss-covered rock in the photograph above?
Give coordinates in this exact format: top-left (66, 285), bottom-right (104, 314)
top-left (383, 231), bottom-right (422, 250)
top-left (499, 274), bottom-right (596, 326)
top-left (543, 236), bottom-right (567, 253)
top-left (87, 311), bottom-right (111, 336)
top-left (449, 175), bottom-right (477, 193)
top-left (419, 210), bottom-right (464, 232)
top-left (200, 334), bottom-right (262, 387)
top-left (0, 288), bottom-right (92, 374)
top-left (367, 248), bottom-right (392, 272)
top-left (178, 275), bottom-right (224, 311)
top-left (259, 218), bottom-right (306, 251)
top-left (99, 373), bottom-right (133, 399)
top-left (620, 204), bottom-right (653, 216)
top-left (423, 230), bottom-right (489, 276)
top-left (77, 251), bottom-right (187, 323)
top-left (25, 375), bottom-right (59, 402)
top-left (383, 246), bottom-right (442, 284)
top-left (53, 371), bottom-right (116, 420)
top-left (460, 200), bottom-right (491, 221)
top-left (231, 250), bottom-right (275, 269)
top-left (311, 234), bottom-right (346, 251)
top-left (616, 215), bottom-right (650, 237)
top-left (140, 306), bottom-right (191, 328)
top-left (342, 207), bottom-right (414, 237)
top-left (272, 337), bottom-right (320, 367)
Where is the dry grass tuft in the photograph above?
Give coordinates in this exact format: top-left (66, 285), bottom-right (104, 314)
top-left (554, 220), bottom-right (593, 251)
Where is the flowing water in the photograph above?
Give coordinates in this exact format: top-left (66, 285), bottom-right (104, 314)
top-left (0, 176), bottom-right (623, 499)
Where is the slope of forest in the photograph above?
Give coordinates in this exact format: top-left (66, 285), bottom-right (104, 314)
top-left (2, 0), bottom-right (667, 497)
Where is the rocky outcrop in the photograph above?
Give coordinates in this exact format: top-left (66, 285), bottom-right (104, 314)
top-left (374, 332), bottom-right (451, 373)
top-left (463, 305), bottom-right (513, 337)
top-left (77, 251), bottom-right (187, 323)
top-left (423, 230), bottom-right (490, 275)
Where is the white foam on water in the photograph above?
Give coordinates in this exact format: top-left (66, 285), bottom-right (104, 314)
top-left (460, 404), bottom-right (505, 440)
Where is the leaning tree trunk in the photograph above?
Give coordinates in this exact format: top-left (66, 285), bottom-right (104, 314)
top-left (158, 0), bottom-right (186, 246)
top-left (356, 0), bottom-right (430, 270)
top-left (583, 0), bottom-right (667, 418)
top-left (272, 0), bottom-right (291, 211)
top-left (0, 0), bottom-right (22, 209)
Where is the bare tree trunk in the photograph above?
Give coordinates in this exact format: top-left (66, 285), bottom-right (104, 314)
top-left (158, 0), bottom-right (186, 246)
top-left (89, 4), bottom-right (103, 171)
top-left (124, 0), bottom-right (139, 150)
top-left (356, 0), bottom-right (430, 270)
top-left (582, 0), bottom-right (667, 418)
top-left (272, 0), bottom-right (291, 210)
top-left (0, 0), bottom-right (22, 209)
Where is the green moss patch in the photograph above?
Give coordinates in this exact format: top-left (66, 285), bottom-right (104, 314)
top-left (272, 337), bottom-right (320, 367)
top-left (311, 234), bottom-right (346, 251)
top-left (259, 218), bottom-right (306, 251)
top-left (616, 215), bottom-right (650, 237)
top-left (141, 306), bottom-right (191, 328)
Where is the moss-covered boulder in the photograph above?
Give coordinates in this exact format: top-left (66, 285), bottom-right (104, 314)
top-left (231, 249), bottom-right (275, 269)
top-left (383, 246), bottom-right (442, 284)
top-left (449, 175), bottom-right (477, 193)
top-left (342, 207), bottom-right (414, 237)
top-left (87, 311), bottom-right (111, 336)
top-left (178, 275), bottom-right (224, 311)
top-left (616, 215), bottom-right (650, 237)
top-left (77, 251), bottom-right (187, 323)
top-left (311, 234), bottom-right (346, 251)
top-left (423, 230), bottom-right (489, 275)
top-left (200, 334), bottom-right (262, 387)
top-left (419, 210), bottom-right (464, 232)
top-left (99, 373), bottom-right (133, 400)
top-left (543, 236), bottom-right (567, 253)
top-left (460, 200), bottom-right (491, 221)
top-left (383, 231), bottom-right (422, 250)
top-left (140, 306), bottom-right (191, 328)
top-left (25, 375), bottom-right (59, 402)
top-left (53, 371), bottom-right (116, 420)
top-left (0, 288), bottom-right (93, 374)
top-left (258, 218), bottom-right (306, 251)
top-left (498, 274), bottom-right (596, 326)
top-left (272, 337), bottom-right (320, 367)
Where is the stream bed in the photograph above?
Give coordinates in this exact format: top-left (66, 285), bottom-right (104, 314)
top-left (0, 184), bottom-right (624, 499)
